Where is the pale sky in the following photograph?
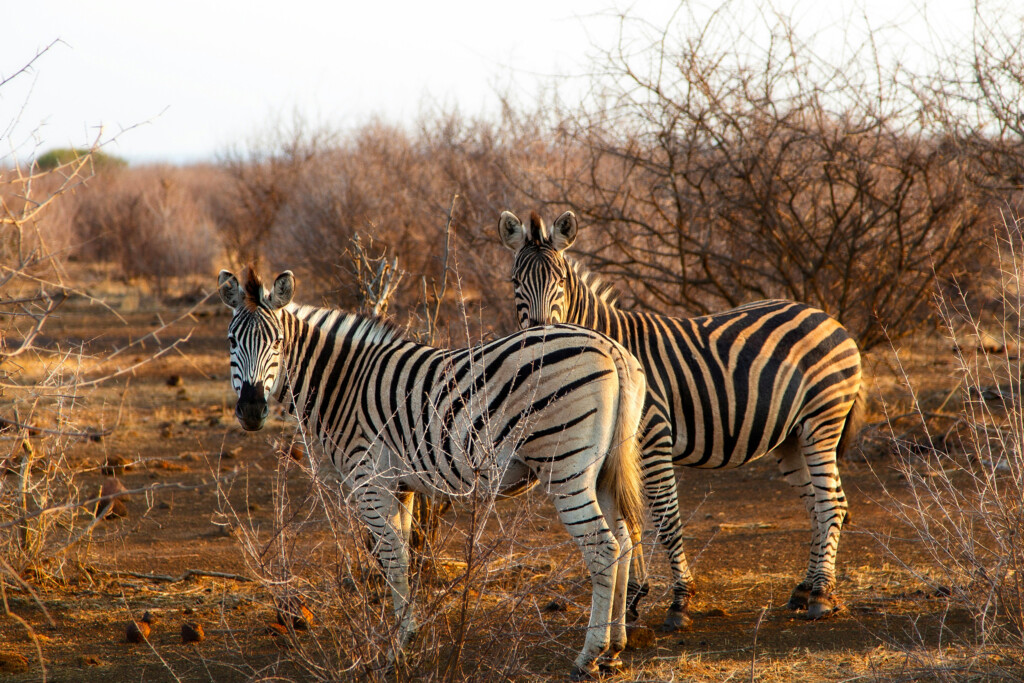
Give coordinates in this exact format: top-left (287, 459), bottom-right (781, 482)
top-left (3, 1), bottom-right (980, 165)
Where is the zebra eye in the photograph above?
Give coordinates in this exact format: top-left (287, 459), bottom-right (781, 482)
top-left (510, 277), bottom-right (520, 288)
top-left (228, 337), bottom-right (237, 350)
top-left (558, 277), bottom-right (567, 287)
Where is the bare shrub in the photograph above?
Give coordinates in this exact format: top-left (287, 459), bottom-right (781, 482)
top-left (222, 431), bottom-right (594, 681)
top-left (73, 164), bottom-right (223, 290)
top-left (1, 55), bottom-right (103, 590)
top-left (506, 4), bottom-right (995, 350)
top-left (215, 117), bottom-right (335, 268)
top-left (875, 213), bottom-right (1024, 669)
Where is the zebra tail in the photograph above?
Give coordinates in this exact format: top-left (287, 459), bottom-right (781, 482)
top-left (597, 349), bottom-right (646, 545)
top-left (836, 385), bottom-right (865, 462)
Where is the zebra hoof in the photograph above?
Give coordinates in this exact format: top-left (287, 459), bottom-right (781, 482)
top-left (787, 585), bottom-right (811, 611)
top-left (569, 662), bottom-right (599, 680)
top-left (806, 593), bottom-right (839, 620)
top-left (660, 607), bottom-right (692, 632)
top-left (599, 655), bottom-right (624, 674)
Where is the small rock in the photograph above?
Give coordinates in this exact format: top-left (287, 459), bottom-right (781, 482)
top-left (101, 455), bottom-right (130, 475)
top-left (276, 600), bottom-right (314, 630)
top-left (0, 652), bottom-right (30, 673)
top-left (287, 444), bottom-right (304, 463)
top-left (626, 625), bottom-right (656, 650)
top-left (267, 622), bottom-right (289, 637)
top-left (542, 599), bottom-right (567, 613)
top-left (181, 622), bottom-right (205, 643)
top-left (97, 477), bottom-right (128, 519)
top-left (158, 500), bottom-right (172, 510)
top-left (126, 619), bottom-right (150, 643)
top-left (703, 607), bottom-right (728, 618)
top-left (207, 523), bottom-right (237, 538)
top-left (77, 653), bottom-right (106, 667)
top-left (166, 374), bottom-right (183, 387)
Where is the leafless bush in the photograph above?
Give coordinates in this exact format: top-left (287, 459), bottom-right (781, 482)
top-left (875, 212), bottom-right (1024, 670)
top-left (505, 3), bottom-right (997, 350)
top-left (1, 54), bottom-right (211, 682)
top-left (215, 116), bottom-right (336, 268)
top-left (1, 51), bottom-right (103, 590)
top-left (222, 427), bottom-right (594, 681)
top-left (73, 164), bottom-right (223, 291)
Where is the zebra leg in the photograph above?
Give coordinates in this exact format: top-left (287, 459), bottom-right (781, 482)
top-left (805, 448), bottom-right (848, 620)
top-left (637, 427), bottom-right (694, 631)
top-left (354, 484), bottom-right (418, 653)
top-left (550, 488), bottom-right (620, 680)
top-left (626, 541), bottom-right (649, 621)
top-left (598, 508), bottom-right (633, 674)
top-left (775, 435), bottom-right (819, 612)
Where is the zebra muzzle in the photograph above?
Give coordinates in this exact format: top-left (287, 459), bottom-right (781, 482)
top-left (236, 381), bottom-right (269, 431)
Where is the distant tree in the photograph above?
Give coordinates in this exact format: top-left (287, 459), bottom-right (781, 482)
top-left (34, 147), bottom-right (126, 172)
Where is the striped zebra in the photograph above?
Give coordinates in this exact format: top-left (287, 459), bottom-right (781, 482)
top-left (498, 210), bottom-right (863, 630)
top-left (218, 266), bottom-right (647, 678)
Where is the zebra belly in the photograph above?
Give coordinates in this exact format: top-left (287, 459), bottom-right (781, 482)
top-left (665, 405), bottom-right (797, 469)
top-left (392, 447), bottom-right (530, 500)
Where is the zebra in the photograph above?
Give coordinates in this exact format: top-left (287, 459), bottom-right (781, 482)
top-left (498, 210), bottom-right (863, 631)
top-left (218, 266), bottom-right (647, 678)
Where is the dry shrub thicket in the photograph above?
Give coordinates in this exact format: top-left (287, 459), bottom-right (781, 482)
top-left (0, 49), bottom-right (204, 670)
top-left (874, 212), bottom-right (1024, 676)
top-left (35, 8), bottom-right (1021, 351)
top-left (0, 147), bottom-right (202, 573)
top-left (222, 430), bottom-right (595, 680)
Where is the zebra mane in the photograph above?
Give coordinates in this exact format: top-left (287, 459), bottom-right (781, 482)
top-left (567, 257), bottom-right (619, 307)
top-left (240, 265), bottom-right (265, 311)
top-left (289, 303), bottom-right (405, 346)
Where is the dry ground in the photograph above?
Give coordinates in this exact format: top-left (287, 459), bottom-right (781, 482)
top-left (1, 275), bottom-right (1021, 682)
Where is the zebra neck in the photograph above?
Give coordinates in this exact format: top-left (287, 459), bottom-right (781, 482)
top-left (273, 305), bottom-right (405, 412)
top-left (567, 271), bottom-right (630, 343)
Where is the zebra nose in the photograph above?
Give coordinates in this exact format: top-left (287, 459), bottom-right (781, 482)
top-left (236, 381), bottom-right (269, 431)
top-left (235, 398), bottom-right (269, 431)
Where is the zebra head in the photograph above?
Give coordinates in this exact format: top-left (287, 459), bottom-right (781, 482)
top-left (498, 210), bottom-right (577, 329)
top-left (217, 267), bottom-right (294, 431)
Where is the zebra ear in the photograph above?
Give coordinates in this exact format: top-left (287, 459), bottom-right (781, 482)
top-left (218, 270), bottom-right (243, 309)
top-left (498, 211), bottom-right (528, 252)
top-left (550, 211), bottom-right (577, 252)
top-left (268, 271), bottom-right (295, 309)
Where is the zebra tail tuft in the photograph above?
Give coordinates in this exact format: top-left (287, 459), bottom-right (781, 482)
top-left (597, 349), bottom-right (646, 544)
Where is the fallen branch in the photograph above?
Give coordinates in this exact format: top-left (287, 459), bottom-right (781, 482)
top-left (97, 568), bottom-right (252, 584)
top-left (0, 416), bottom-right (113, 441)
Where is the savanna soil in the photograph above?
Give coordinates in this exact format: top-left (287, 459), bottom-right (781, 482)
top-left (0, 274), bottom-right (1019, 682)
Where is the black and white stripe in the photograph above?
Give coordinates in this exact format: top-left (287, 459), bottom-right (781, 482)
top-left (499, 210), bottom-right (863, 628)
top-left (218, 266), bottom-right (647, 677)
